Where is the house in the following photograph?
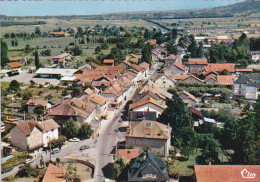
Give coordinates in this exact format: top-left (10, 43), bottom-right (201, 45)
top-left (37, 119), bottom-right (60, 147)
top-left (216, 75), bottom-right (235, 85)
top-left (154, 73), bottom-right (176, 90)
top-left (116, 149), bottom-right (139, 160)
top-left (178, 90), bottom-right (197, 107)
top-left (251, 51), bottom-right (260, 63)
top-left (48, 31), bottom-right (69, 37)
top-left (129, 111), bottom-right (157, 121)
top-left (26, 99), bottom-right (52, 114)
top-left (52, 53), bottom-right (71, 66)
top-left (165, 54), bottom-right (177, 66)
top-left (101, 76), bottom-right (133, 108)
top-left (139, 62), bottom-right (150, 79)
top-left (129, 97), bottom-right (167, 118)
top-left (6, 94), bottom-right (15, 100)
top-left (181, 74), bottom-right (204, 84)
top-left (81, 93), bottom-right (108, 117)
top-left (188, 58), bottom-right (208, 72)
top-left (9, 57), bottom-right (26, 65)
top-left (204, 74), bottom-right (218, 84)
top-left (10, 120), bottom-right (44, 151)
top-left (194, 165), bottom-right (260, 182)
top-left (4, 62), bottom-right (22, 72)
top-left (172, 75), bottom-right (189, 83)
top-left (46, 98), bottom-right (97, 124)
top-left (126, 120), bottom-right (172, 156)
top-left (138, 80), bottom-right (173, 102)
top-left (233, 73), bottom-right (260, 100)
top-left (103, 59), bottom-right (114, 66)
top-left (163, 62), bottom-right (188, 75)
top-left (203, 63), bottom-right (236, 74)
top-left (146, 39), bottom-right (157, 47)
top-left (125, 54), bottom-right (141, 64)
top-left (42, 164), bottom-right (66, 182)
top-left (128, 151), bottom-right (169, 182)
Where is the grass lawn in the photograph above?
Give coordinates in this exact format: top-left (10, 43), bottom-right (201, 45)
top-left (60, 161), bottom-right (92, 181)
top-left (1, 81), bottom-right (10, 90)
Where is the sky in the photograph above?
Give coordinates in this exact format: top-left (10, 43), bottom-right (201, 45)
top-left (0, 0), bottom-right (245, 16)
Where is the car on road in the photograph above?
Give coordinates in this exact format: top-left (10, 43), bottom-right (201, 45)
top-left (79, 145), bottom-right (89, 150)
top-left (51, 148), bottom-right (60, 154)
top-left (69, 137), bottom-right (80, 142)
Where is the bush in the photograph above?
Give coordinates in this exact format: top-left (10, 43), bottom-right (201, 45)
top-left (2, 175), bottom-right (15, 181)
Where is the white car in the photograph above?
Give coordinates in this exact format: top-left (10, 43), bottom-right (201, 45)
top-left (69, 137), bottom-right (80, 142)
top-left (25, 158), bottom-right (34, 164)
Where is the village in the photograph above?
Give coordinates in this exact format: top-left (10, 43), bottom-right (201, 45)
top-left (1, 1), bottom-right (260, 182)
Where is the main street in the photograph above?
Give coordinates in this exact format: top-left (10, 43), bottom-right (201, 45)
top-left (94, 62), bottom-right (161, 182)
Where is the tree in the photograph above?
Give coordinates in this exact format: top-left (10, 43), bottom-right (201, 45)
top-left (33, 105), bottom-right (45, 116)
top-left (232, 102), bottom-right (260, 164)
top-left (114, 156), bottom-right (129, 178)
top-left (78, 123), bottom-right (93, 139)
top-left (85, 57), bottom-right (95, 63)
top-left (11, 40), bottom-right (15, 46)
top-left (62, 118), bottom-right (79, 139)
top-left (35, 26), bottom-right (41, 36)
top-left (188, 37), bottom-right (197, 58)
top-left (1, 39), bottom-right (9, 67)
top-left (56, 158), bottom-right (61, 167)
top-left (157, 91), bottom-right (195, 157)
top-left (17, 164), bottom-right (38, 178)
top-left (141, 43), bottom-right (152, 64)
top-left (71, 45), bottom-right (82, 56)
top-left (34, 49), bottom-right (40, 69)
top-left (196, 134), bottom-right (220, 164)
top-left (62, 89), bottom-right (69, 96)
top-left (8, 80), bottom-right (20, 92)
top-left (101, 43), bottom-right (108, 49)
top-left (95, 46), bottom-right (102, 54)
top-left (14, 39), bottom-right (18, 46)
top-left (197, 41), bottom-right (204, 58)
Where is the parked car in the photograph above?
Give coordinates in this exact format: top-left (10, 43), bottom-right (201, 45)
top-left (25, 158), bottom-right (35, 164)
top-left (80, 145), bottom-right (89, 150)
top-left (69, 137), bottom-right (80, 142)
top-left (51, 148), bottom-right (60, 154)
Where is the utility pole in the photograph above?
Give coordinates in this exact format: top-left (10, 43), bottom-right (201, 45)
top-left (49, 142), bottom-right (52, 160)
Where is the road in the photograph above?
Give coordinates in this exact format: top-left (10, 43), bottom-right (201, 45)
top-left (94, 63), bottom-right (160, 182)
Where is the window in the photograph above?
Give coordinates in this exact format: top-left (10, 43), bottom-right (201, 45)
top-left (143, 173), bottom-right (156, 178)
top-left (145, 122), bottom-right (152, 128)
top-left (163, 81), bottom-right (166, 84)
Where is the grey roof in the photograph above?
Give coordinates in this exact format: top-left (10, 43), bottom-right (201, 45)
top-left (129, 152), bottom-right (169, 182)
top-left (129, 111), bottom-right (157, 121)
top-left (234, 73), bottom-right (260, 84)
top-left (35, 68), bottom-right (77, 76)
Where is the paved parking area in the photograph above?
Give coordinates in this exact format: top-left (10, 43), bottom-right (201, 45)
top-left (1, 71), bottom-right (60, 85)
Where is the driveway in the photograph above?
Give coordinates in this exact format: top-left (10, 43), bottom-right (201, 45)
top-left (1, 71), bottom-right (60, 85)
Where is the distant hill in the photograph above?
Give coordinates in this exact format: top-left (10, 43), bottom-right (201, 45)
top-left (103, 0), bottom-right (260, 19)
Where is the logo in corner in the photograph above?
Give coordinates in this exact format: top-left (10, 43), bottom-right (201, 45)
top-left (241, 169), bottom-right (256, 179)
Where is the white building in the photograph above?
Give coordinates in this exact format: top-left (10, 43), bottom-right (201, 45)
top-left (37, 119), bottom-right (60, 147)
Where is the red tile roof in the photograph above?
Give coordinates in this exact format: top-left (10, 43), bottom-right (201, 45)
top-left (203, 69), bottom-right (218, 76)
top-left (139, 62), bottom-right (150, 70)
top-left (42, 164), bottom-right (66, 182)
top-left (7, 62), bottom-right (22, 68)
top-left (217, 75), bottom-right (235, 85)
top-left (26, 99), bottom-right (48, 106)
top-left (190, 107), bottom-right (203, 117)
top-left (174, 62), bottom-right (187, 71)
top-left (205, 63), bottom-right (235, 73)
top-left (15, 120), bottom-right (38, 136)
top-left (58, 58), bottom-right (65, 63)
top-left (236, 69), bottom-right (253, 72)
top-left (172, 75), bottom-right (189, 81)
top-left (103, 59), bottom-right (114, 64)
top-left (182, 74), bottom-right (204, 83)
top-left (37, 119), bottom-right (60, 132)
top-left (9, 58), bottom-right (25, 62)
top-left (117, 149), bottom-right (139, 160)
top-left (204, 74), bottom-right (217, 82)
top-left (195, 165), bottom-right (260, 182)
top-left (129, 97), bottom-right (167, 110)
top-left (126, 120), bottom-right (171, 139)
top-left (179, 90), bottom-right (196, 101)
top-left (166, 54), bottom-right (177, 60)
top-left (147, 39), bottom-right (157, 46)
top-left (188, 58), bottom-right (208, 65)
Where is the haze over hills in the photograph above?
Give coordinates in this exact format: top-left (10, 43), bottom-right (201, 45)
top-left (0, 0), bottom-right (259, 20)
top-left (103, 0), bottom-right (260, 19)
